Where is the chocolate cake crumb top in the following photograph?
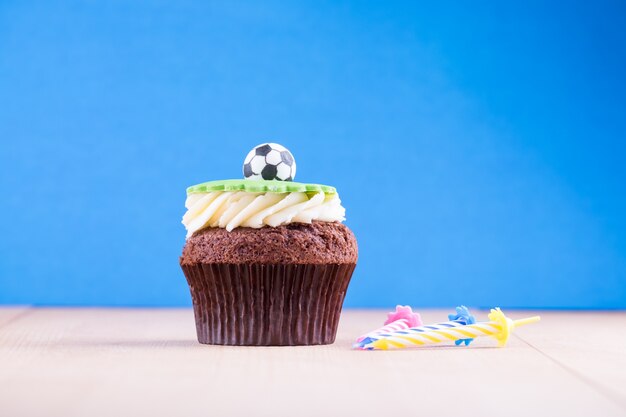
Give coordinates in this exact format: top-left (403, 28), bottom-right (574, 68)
top-left (180, 221), bottom-right (358, 265)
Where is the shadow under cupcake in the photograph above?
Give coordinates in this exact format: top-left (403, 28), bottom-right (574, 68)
top-left (179, 143), bottom-right (358, 346)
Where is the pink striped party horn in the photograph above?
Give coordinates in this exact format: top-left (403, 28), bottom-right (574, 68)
top-left (355, 305), bottom-right (422, 344)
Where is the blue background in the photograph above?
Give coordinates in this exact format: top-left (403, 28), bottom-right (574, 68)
top-left (1, 1), bottom-right (625, 308)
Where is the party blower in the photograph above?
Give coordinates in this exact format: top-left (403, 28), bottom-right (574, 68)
top-left (357, 308), bottom-right (540, 351)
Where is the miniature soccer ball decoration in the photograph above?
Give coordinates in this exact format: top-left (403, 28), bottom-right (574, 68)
top-left (243, 143), bottom-right (296, 181)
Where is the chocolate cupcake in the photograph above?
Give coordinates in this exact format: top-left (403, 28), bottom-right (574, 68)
top-left (180, 143), bottom-right (358, 346)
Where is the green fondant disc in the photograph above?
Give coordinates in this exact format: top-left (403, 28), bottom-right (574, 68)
top-left (186, 179), bottom-right (336, 195)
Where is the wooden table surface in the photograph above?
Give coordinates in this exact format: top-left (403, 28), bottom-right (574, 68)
top-left (0, 308), bottom-right (624, 417)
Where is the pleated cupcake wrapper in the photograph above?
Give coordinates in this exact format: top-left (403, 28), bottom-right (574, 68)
top-left (181, 263), bottom-right (356, 346)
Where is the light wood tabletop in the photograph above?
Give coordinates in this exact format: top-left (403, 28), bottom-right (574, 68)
top-left (0, 307), bottom-right (624, 417)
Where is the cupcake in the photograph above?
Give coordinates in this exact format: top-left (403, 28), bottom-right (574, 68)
top-left (180, 143), bottom-right (358, 346)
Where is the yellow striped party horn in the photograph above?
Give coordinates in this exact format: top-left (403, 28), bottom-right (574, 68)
top-left (362, 308), bottom-right (540, 350)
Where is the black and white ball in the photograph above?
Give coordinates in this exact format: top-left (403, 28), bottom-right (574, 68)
top-left (243, 143), bottom-right (296, 181)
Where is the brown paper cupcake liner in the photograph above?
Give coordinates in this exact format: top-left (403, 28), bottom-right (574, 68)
top-left (181, 263), bottom-right (356, 346)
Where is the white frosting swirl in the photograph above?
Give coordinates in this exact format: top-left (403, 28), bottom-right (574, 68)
top-left (182, 191), bottom-right (346, 237)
